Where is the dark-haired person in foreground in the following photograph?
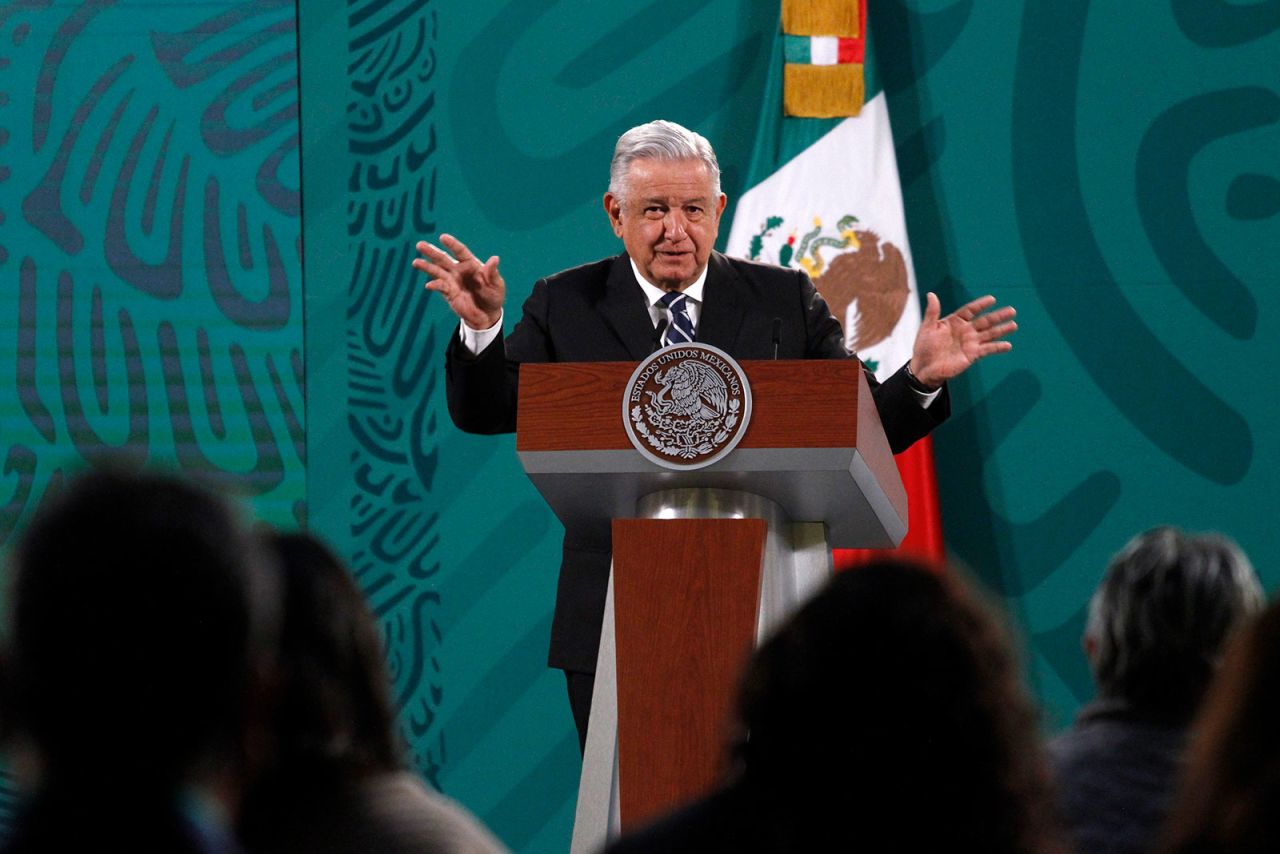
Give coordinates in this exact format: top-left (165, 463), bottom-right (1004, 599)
top-left (238, 532), bottom-right (507, 854)
top-left (2, 469), bottom-right (279, 853)
top-left (604, 559), bottom-right (1066, 854)
top-left (413, 119), bottom-right (1018, 747)
top-left (1049, 527), bottom-right (1263, 854)
top-left (1159, 598), bottom-right (1280, 854)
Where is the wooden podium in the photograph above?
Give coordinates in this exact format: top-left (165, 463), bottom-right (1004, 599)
top-left (515, 359), bottom-right (907, 852)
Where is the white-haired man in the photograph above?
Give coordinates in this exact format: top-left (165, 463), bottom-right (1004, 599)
top-left (413, 119), bottom-right (1016, 748)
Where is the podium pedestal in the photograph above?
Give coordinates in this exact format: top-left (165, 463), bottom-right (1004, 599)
top-left (570, 490), bottom-right (832, 852)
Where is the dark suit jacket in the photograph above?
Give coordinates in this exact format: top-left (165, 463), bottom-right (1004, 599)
top-left (446, 252), bottom-right (949, 673)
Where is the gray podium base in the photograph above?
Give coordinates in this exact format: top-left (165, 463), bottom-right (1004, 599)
top-left (569, 488), bottom-right (833, 854)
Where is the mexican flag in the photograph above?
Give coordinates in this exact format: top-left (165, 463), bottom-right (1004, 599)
top-left (724, 0), bottom-right (944, 568)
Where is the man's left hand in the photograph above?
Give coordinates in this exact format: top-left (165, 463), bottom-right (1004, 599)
top-left (908, 292), bottom-right (1017, 389)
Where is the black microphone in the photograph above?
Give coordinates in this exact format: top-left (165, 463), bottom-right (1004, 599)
top-left (770, 318), bottom-right (782, 359)
top-left (651, 318), bottom-right (669, 353)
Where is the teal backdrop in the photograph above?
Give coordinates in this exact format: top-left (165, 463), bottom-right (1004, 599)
top-left (2, 1), bottom-right (1277, 851)
top-left (0, 0), bottom-right (303, 836)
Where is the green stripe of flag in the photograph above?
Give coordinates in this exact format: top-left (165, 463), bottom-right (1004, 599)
top-left (782, 34), bottom-right (811, 64)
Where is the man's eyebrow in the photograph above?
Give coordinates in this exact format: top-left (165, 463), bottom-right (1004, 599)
top-left (637, 194), bottom-right (713, 205)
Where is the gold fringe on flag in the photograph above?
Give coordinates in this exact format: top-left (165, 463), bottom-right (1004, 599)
top-left (784, 64), bottom-right (864, 118)
top-left (782, 0), bottom-right (859, 37)
top-left (781, 0), bottom-right (863, 117)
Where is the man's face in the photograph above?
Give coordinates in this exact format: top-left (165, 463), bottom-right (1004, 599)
top-left (604, 158), bottom-right (727, 292)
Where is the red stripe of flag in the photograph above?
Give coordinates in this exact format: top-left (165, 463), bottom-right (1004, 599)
top-left (838, 0), bottom-right (867, 64)
top-left (837, 36), bottom-right (862, 65)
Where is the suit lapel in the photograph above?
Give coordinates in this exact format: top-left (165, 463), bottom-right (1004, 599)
top-left (599, 254), bottom-right (657, 360)
top-left (695, 252), bottom-right (745, 352)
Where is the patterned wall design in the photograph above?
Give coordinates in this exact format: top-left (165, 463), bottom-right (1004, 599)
top-left (881, 0), bottom-right (1279, 722)
top-left (0, 0), bottom-right (303, 832)
top-left (340, 0), bottom-right (448, 786)
top-left (301, 3), bottom-right (785, 849)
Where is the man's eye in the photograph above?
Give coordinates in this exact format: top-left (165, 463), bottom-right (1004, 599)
top-left (644, 207), bottom-right (665, 219)
top-left (685, 206), bottom-right (704, 219)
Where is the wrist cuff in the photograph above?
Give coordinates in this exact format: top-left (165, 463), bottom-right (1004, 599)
top-left (904, 361), bottom-right (941, 393)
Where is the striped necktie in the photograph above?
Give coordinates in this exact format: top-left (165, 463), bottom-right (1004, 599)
top-left (659, 291), bottom-right (695, 346)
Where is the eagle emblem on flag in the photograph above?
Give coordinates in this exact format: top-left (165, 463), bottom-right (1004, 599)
top-left (747, 214), bottom-right (909, 355)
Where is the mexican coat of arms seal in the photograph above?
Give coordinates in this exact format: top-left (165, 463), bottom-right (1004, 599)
top-left (622, 343), bottom-right (753, 471)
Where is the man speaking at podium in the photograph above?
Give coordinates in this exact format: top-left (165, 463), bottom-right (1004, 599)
top-left (412, 120), bottom-right (1016, 748)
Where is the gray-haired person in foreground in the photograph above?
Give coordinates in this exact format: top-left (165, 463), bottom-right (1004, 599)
top-left (1049, 526), bottom-right (1264, 854)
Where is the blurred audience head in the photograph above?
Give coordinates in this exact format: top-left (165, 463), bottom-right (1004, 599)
top-left (241, 532), bottom-right (511, 854)
top-left (6, 467), bottom-right (278, 791)
top-left (1160, 600), bottom-right (1280, 854)
top-left (732, 559), bottom-right (1062, 853)
top-left (255, 530), bottom-right (400, 778)
top-left (1085, 526), bottom-right (1262, 722)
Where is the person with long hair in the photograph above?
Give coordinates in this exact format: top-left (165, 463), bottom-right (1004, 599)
top-left (1159, 600), bottom-right (1280, 854)
top-left (606, 558), bottom-right (1066, 853)
top-left (239, 531), bottom-right (507, 854)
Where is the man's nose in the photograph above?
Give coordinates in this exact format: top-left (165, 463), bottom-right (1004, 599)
top-left (663, 210), bottom-right (688, 239)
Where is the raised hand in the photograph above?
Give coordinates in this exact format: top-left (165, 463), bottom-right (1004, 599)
top-left (909, 292), bottom-right (1017, 388)
top-left (412, 234), bottom-right (506, 330)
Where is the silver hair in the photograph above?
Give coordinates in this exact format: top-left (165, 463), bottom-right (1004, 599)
top-left (1085, 526), bottom-right (1263, 718)
top-left (607, 119), bottom-right (721, 202)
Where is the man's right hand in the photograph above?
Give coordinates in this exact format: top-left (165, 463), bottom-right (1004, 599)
top-left (412, 234), bottom-right (506, 330)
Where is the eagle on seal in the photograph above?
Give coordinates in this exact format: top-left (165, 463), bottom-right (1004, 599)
top-left (646, 360), bottom-right (728, 421)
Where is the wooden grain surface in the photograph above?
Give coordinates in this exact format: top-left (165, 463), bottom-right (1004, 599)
top-left (612, 517), bottom-right (766, 831)
top-left (517, 360), bottom-right (862, 452)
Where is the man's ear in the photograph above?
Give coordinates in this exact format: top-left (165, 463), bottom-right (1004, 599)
top-left (715, 193), bottom-right (727, 219)
top-left (603, 193), bottom-right (623, 238)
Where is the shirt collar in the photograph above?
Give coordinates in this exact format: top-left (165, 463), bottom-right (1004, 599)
top-left (629, 257), bottom-right (708, 307)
